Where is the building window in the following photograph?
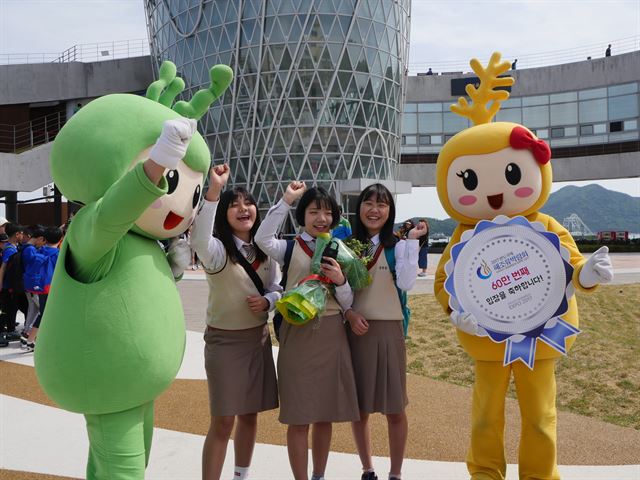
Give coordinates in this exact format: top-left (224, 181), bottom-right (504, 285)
top-left (536, 129), bottom-right (549, 139)
top-left (502, 97), bottom-right (522, 108)
top-left (609, 121), bottom-right (623, 133)
top-left (402, 135), bottom-right (417, 145)
top-left (418, 112), bottom-right (443, 133)
top-left (580, 124), bottom-right (594, 136)
top-left (551, 127), bottom-right (565, 138)
top-left (443, 111), bottom-right (469, 133)
top-left (550, 102), bottom-right (577, 125)
top-left (522, 95), bottom-right (548, 107)
top-left (418, 135), bottom-right (431, 145)
top-left (550, 92), bottom-right (577, 103)
top-left (579, 98), bottom-right (607, 123)
top-left (401, 113), bottom-right (417, 134)
top-left (418, 102), bottom-right (442, 112)
top-left (594, 123), bottom-right (607, 134)
top-left (496, 108), bottom-right (522, 124)
top-left (523, 105), bottom-right (549, 128)
top-left (578, 87), bottom-right (607, 100)
top-left (608, 83), bottom-right (638, 96)
top-left (608, 94), bottom-right (639, 121)
top-left (624, 119), bottom-right (638, 131)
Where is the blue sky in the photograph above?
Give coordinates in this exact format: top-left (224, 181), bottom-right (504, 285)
top-left (1, 0), bottom-right (638, 219)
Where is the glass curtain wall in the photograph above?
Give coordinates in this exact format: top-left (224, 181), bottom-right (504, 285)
top-left (402, 81), bottom-right (639, 154)
top-left (144, 0), bottom-right (411, 219)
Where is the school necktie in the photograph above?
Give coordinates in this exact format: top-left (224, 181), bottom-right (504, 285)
top-left (365, 240), bottom-right (375, 258)
top-left (242, 244), bottom-right (256, 263)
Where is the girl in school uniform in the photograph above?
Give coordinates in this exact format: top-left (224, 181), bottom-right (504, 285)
top-left (190, 164), bottom-right (281, 480)
top-left (255, 181), bottom-right (360, 480)
top-left (344, 183), bottom-right (426, 480)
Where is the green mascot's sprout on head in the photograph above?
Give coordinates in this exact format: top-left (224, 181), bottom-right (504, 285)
top-left (36, 61), bottom-right (233, 480)
top-left (51, 61), bottom-right (233, 240)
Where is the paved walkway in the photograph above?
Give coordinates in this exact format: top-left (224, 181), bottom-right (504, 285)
top-left (1, 253), bottom-right (639, 479)
top-left (3, 331), bottom-right (639, 479)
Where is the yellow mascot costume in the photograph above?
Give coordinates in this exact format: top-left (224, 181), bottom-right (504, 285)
top-left (434, 53), bottom-right (614, 480)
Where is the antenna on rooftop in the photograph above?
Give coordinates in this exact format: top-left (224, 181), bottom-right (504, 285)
top-left (562, 213), bottom-right (594, 237)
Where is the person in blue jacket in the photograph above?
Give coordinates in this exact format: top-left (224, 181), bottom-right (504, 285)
top-left (22, 226), bottom-right (63, 352)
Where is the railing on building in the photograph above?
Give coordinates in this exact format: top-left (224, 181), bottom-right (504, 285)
top-left (0, 39), bottom-right (150, 65)
top-left (409, 35), bottom-right (640, 75)
top-left (0, 111), bottom-right (67, 153)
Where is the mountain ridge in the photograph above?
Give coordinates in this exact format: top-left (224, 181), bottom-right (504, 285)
top-left (401, 184), bottom-right (639, 236)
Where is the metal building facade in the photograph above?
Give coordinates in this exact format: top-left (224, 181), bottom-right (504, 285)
top-left (144, 0), bottom-right (411, 218)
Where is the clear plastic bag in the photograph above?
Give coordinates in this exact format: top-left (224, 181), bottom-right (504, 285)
top-left (275, 233), bottom-right (372, 326)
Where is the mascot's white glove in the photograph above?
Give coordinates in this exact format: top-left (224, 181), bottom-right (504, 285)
top-left (167, 237), bottom-right (192, 279)
top-left (579, 246), bottom-right (614, 288)
top-left (150, 118), bottom-right (198, 170)
top-left (449, 310), bottom-right (479, 335)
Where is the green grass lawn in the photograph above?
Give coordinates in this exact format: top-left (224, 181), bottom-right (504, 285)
top-left (406, 284), bottom-right (640, 429)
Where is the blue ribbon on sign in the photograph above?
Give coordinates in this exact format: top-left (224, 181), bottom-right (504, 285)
top-left (539, 318), bottom-right (581, 355)
top-left (501, 318), bottom-right (580, 368)
top-left (505, 336), bottom-right (537, 369)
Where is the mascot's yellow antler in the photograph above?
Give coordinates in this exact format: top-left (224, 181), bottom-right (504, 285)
top-left (451, 52), bottom-right (515, 125)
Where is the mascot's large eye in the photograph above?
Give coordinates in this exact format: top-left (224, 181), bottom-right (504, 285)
top-left (166, 170), bottom-right (179, 194)
top-left (456, 169), bottom-right (478, 191)
top-left (505, 163), bottom-right (521, 185)
top-left (192, 184), bottom-right (201, 208)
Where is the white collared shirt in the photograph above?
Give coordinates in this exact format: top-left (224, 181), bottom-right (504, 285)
top-left (367, 233), bottom-right (419, 291)
top-left (254, 198), bottom-right (354, 310)
top-left (190, 199), bottom-right (282, 310)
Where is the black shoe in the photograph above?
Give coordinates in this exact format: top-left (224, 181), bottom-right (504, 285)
top-left (361, 472), bottom-right (378, 480)
top-left (5, 331), bottom-right (21, 341)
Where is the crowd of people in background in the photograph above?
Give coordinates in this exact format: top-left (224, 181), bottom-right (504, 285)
top-left (0, 216), bottom-right (63, 350)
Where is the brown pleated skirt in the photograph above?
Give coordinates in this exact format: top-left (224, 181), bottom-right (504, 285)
top-left (277, 314), bottom-right (360, 425)
top-left (204, 324), bottom-right (279, 417)
top-left (347, 320), bottom-right (408, 414)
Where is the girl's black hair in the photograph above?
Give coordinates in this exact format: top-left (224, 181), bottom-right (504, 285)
top-left (353, 183), bottom-right (397, 248)
top-left (295, 186), bottom-right (340, 229)
top-left (213, 187), bottom-right (267, 264)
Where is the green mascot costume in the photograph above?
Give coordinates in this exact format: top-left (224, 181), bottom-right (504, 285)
top-left (434, 53), bottom-right (614, 480)
top-left (34, 61), bottom-right (233, 479)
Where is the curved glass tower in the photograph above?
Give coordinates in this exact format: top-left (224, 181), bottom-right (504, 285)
top-left (145, 0), bottom-right (411, 220)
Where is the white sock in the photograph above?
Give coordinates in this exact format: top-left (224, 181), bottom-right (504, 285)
top-left (311, 475), bottom-right (325, 480)
top-left (233, 466), bottom-right (249, 480)
top-left (389, 474), bottom-right (401, 480)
